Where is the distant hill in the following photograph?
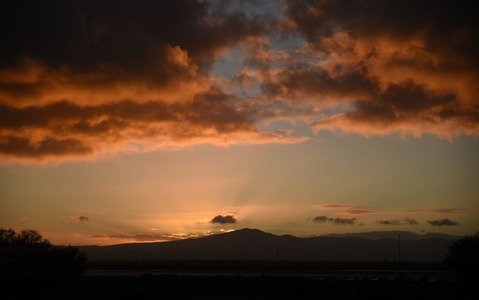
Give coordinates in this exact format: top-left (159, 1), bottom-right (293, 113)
top-left (78, 228), bottom-right (457, 262)
top-left (319, 230), bottom-right (460, 240)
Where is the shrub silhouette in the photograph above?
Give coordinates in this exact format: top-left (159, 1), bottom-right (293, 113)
top-left (0, 228), bottom-right (86, 284)
top-left (445, 232), bottom-right (479, 282)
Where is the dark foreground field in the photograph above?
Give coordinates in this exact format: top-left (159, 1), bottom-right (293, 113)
top-left (3, 261), bottom-right (476, 300)
top-left (3, 273), bottom-right (475, 300)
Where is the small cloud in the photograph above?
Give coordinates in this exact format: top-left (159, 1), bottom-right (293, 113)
top-left (428, 218), bottom-right (460, 227)
top-left (376, 219), bottom-right (402, 225)
top-left (210, 215), bottom-right (237, 224)
top-left (312, 216), bottom-right (328, 223)
top-left (376, 217), bottom-right (419, 225)
top-left (311, 216), bottom-right (357, 225)
top-left (331, 217), bottom-right (357, 225)
top-left (69, 216), bottom-right (89, 224)
top-left (20, 216), bottom-right (28, 223)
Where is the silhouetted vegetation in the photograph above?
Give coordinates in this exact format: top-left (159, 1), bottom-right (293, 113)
top-left (0, 228), bottom-right (86, 285)
top-left (1, 228), bottom-right (473, 299)
top-left (445, 232), bottom-right (479, 282)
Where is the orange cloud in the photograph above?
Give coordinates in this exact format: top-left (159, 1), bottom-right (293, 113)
top-left (277, 0), bottom-right (479, 139)
top-left (1, 0), bottom-right (299, 164)
top-left (0, 90), bottom-right (307, 164)
top-left (3, 0), bottom-right (478, 165)
top-left (313, 204), bottom-right (354, 210)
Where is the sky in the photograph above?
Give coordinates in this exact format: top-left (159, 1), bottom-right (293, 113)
top-left (1, 0), bottom-right (478, 246)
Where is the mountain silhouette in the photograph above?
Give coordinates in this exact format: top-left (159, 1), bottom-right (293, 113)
top-left (320, 230), bottom-right (460, 240)
top-left (79, 228), bottom-right (456, 262)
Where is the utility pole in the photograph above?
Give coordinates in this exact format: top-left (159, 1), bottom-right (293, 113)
top-left (398, 234), bottom-right (401, 262)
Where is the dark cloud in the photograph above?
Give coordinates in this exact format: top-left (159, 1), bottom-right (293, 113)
top-left (428, 218), bottom-right (460, 227)
top-left (0, 136), bottom-right (92, 158)
top-left (375, 218), bottom-right (419, 225)
top-left (0, 0), bottom-right (269, 107)
top-left (312, 216), bottom-right (328, 223)
top-left (330, 217), bottom-right (357, 225)
top-left (286, 0), bottom-right (478, 63)
top-left (210, 215), bottom-right (237, 225)
top-left (2, 0), bottom-right (478, 163)
top-left (0, 0), bottom-right (313, 164)
top-left (376, 219), bottom-right (402, 226)
top-left (312, 216), bottom-right (357, 225)
top-left (0, 0), bottom-right (265, 72)
top-left (281, 0), bottom-right (479, 139)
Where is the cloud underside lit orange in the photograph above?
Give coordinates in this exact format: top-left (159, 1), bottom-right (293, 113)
top-left (1, 0), bottom-right (478, 163)
top-left (0, 92), bottom-right (307, 164)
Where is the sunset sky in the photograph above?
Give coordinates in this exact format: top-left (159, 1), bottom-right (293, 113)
top-left (1, 0), bottom-right (478, 245)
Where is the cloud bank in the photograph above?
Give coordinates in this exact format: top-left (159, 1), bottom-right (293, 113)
top-left (283, 0), bottom-right (479, 140)
top-left (1, 0), bottom-right (478, 164)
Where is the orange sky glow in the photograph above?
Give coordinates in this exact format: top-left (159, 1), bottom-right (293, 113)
top-left (1, 0), bottom-right (478, 245)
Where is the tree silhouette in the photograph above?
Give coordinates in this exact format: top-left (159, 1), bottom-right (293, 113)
top-left (445, 232), bottom-right (479, 282)
top-left (0, 228), bottom-right (86, 284)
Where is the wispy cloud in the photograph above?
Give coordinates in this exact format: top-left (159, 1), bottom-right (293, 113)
top-left (313, 204), bottom-right (354, 210)
top-left (338, 208), bottom-right (467, 215)
top-left (91, 229), bottom-right (235, 243)
top-left (339, 209), bottom-right (377, 215)
top-left (91, 233), bottom-right (181, 243)
top-left (376, 217), bottom-right (419, 226)
top-left (428, 218), bottom-right (461, 227)
top-left (376, 220), bottom-right (402, 225)
top-left (312, 216), bottom-right (357, 225)
top-left (404, 209), bottom-right (467, 215)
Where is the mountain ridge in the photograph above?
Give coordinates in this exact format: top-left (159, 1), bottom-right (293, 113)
top-left (78, 228), bottom-right (458, 262)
